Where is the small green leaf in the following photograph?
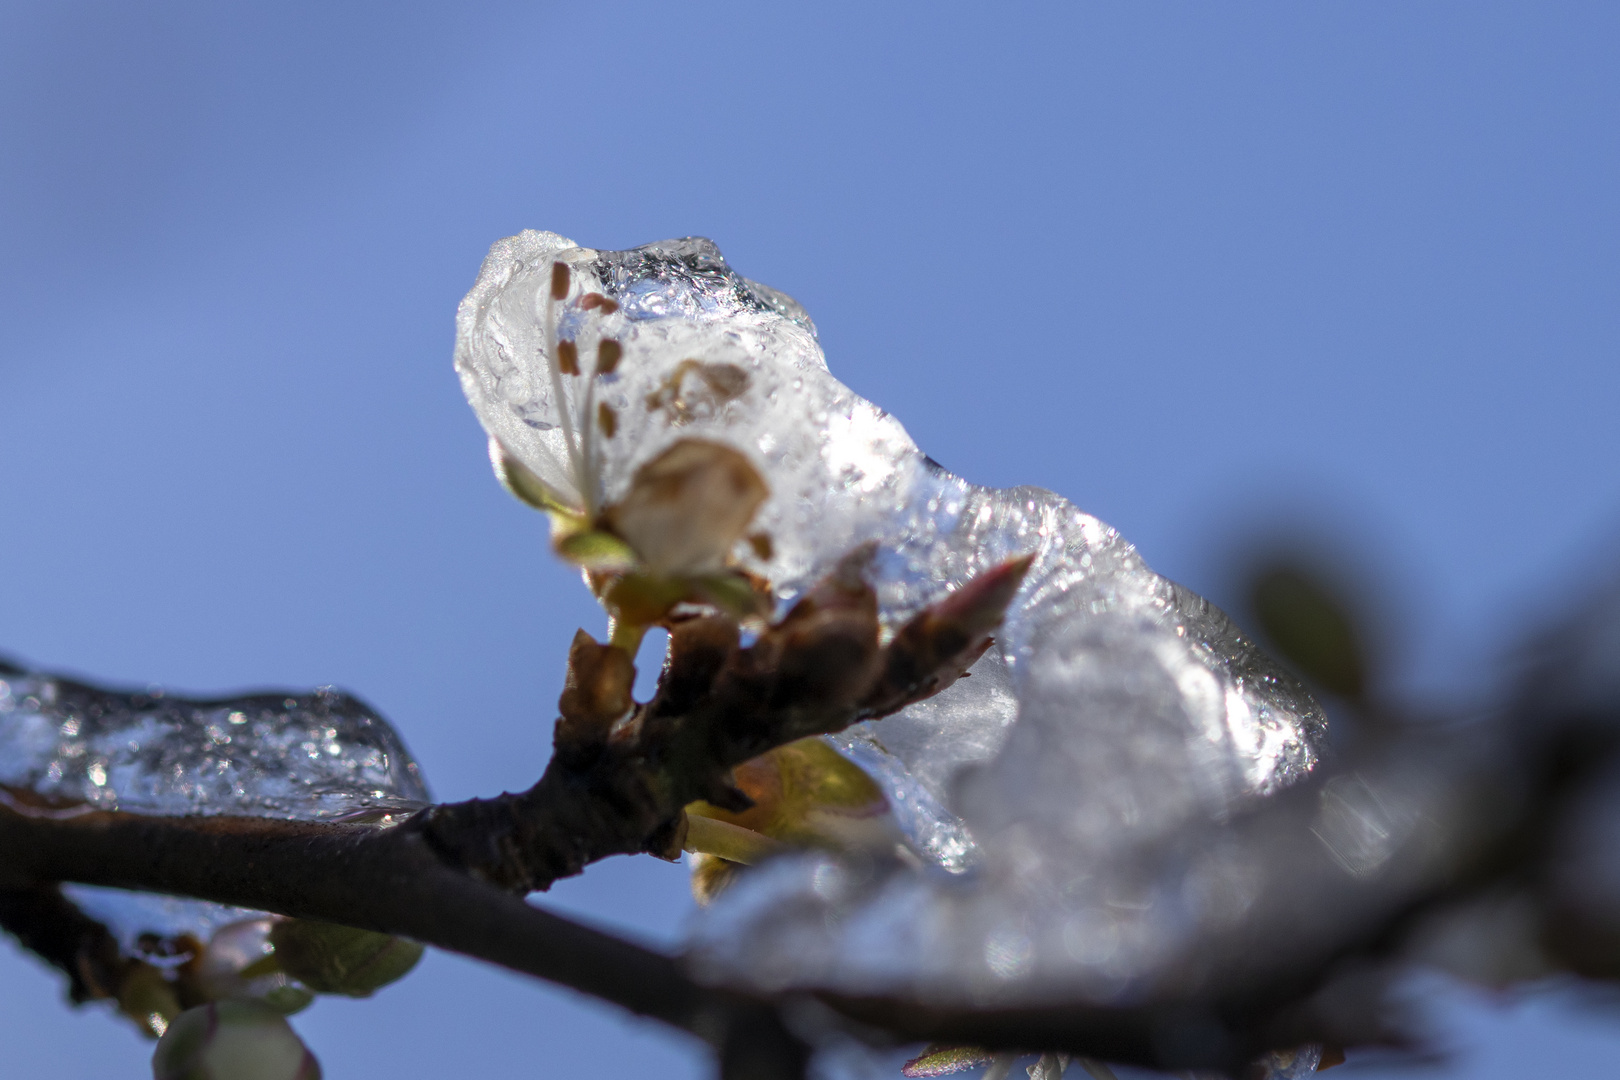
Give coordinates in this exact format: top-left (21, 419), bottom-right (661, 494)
top-left (268, 920), bottom-right (423, 998)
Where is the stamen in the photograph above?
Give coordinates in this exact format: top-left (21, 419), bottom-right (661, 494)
top-left (542, 259), bottom-right (587, 513)
top-left (598, 403), bottom-right (618, 438)
top-left (580, 293), bottom-right (605, 310)
top-left (748, 532), bottom-right (773, 560)
top-left (597, 297), bottom-right (620, 314)
top-left (557, 341), bottom-right (580, 376)
top-left (596, 339), bottom-right (623, 376)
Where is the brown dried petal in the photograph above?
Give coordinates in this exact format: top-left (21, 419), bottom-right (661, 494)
top-left (600, 439), bottom-right (768, 575)
top-left (644, 360), bottom-right (752, 424)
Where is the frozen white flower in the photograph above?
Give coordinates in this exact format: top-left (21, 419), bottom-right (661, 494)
top-left (455, 234), bottom-right (1328, 1015)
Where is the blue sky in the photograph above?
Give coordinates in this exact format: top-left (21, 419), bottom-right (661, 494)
top-left (2, 2), bottom-right (1618, 1076)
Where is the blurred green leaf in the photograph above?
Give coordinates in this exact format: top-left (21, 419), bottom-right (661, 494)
top-left (268, 920), bottom-right (422, 998)
top-left (1250, 563), bottom-right (1366, 700)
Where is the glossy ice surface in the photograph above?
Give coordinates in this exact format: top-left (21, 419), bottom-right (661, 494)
top-left (0, 657), bottom-right (429, 943)
top-left (457, 234), bottom-right (1328, 1028)
top-left (0, 660), bottom-right (427, 820)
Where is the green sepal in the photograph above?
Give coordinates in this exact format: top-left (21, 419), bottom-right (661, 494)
top-left (690, 571), bottom-right (771, 619)
top-left (260, 982), bottom-right (317, 1015)
top-left (489, 437), bottom-right (581, 518)
top-left (267, 920), bottom-right (424, 998)
top-left (554, 530), bottom-right (639, 571)
top-left (601, 573), bottom-right (689, 626)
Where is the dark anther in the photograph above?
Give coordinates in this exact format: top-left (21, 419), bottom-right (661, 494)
top-left (557, 340), bottom-right (580, 376)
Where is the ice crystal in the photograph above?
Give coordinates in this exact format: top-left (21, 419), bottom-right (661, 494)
top-left (457, 234), bottom-right (1326, 1025)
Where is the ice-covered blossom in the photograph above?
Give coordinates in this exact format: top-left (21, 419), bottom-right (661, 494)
top-left (455, 234), bottom-right (1328, 1076)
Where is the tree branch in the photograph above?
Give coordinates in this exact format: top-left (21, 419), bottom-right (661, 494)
top-left (0, 800), bottom-right (808, 1077)
top-left (6, 555), bottom-right (1609, 1076)
top-left (0, 555), bottom-right (1028, 1075)
top-left (419, 554), bottom-right (1031, 893)
top-left (4, 699), bottom-right (1606, 1075)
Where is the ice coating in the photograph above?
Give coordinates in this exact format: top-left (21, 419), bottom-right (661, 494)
top-left (456, 232), bottom-right (920, 595)
top-left (457, 234), bottom-right (1326, 1011)
top-left (0, 660), bottom-right (428, 820)
top-left (0, 657), bottom-right (430, 943)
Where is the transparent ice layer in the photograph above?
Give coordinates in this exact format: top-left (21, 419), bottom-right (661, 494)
top-left (0, 657), bottom-right (429, 942)
top-left (458, 235), bottom-right (1326, 1020)
top-left (0, 661), bottom-right (428, 819)
top-left (456, 232), bottom-right (920, 595)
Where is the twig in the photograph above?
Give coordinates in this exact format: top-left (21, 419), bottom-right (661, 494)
top-left (0, 801), bottom-right (806, 1077)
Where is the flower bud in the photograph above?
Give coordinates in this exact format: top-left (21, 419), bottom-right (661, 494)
top-left (194, 918), bottom-right (314, 1014)
top-left (267, 919), bottom-right (423, 997)
top-left (151, 1000), bottom-right (320, 1080)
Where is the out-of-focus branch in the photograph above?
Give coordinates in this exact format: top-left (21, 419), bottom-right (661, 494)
top-left (816, 728), bottom-right (1519, 1067)
top-left (6, 556), bottom-right (1615, 1076)
top-left (0, 800), bottom-right (808, 1079)
top-left (2, 696), bottom-right (1600, 1076)
top-left (0, 882), bottom-right (127, 1005)
top-left (810, 583), bottom-right (1620, 1073)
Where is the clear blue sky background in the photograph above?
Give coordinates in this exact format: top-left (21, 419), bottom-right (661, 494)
top-left (2, 2), bottom-right (1618, 1077)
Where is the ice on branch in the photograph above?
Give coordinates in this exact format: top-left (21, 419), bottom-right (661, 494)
top-left (456, 230), bottom-right (1328, 1059)
top-left (0, 660), bottom-right (428, 823)
top-left (0, 657), bottom-right (428, 965)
